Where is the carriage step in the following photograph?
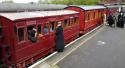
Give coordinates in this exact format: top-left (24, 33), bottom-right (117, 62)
top-left (0, 64), bottom-right (7, 68)
top-left (34, 62), bottom-right (59, 68)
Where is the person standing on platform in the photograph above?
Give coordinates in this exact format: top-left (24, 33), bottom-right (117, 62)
top-left (55, 22), bottom-right (65, 52)
top-left (107, 13), bottom-right (114, 27)
top-left (117, 13), bottom-right (124, 28)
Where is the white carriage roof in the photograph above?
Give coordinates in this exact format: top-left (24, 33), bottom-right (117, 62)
top-left (68, 5), bottom-right (106, 10)
top-left (0, 10), bottom-right (78, 21)
top-left (106, 5), bottom-right (120, 8)
top-left (0, 3), bottom-right (67, 12)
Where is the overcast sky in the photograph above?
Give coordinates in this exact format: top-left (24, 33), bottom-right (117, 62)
top-left (0, 0), bottom-right (39, 3)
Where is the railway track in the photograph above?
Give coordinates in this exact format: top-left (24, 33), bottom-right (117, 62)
top-left (28, 24), bottom-right (105, 68)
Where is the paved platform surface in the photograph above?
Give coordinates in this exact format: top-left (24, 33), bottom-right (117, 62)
top-left (58, 26), bottom-right (125, 68)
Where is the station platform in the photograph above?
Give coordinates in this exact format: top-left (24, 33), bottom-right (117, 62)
top-left (29, 25), bottom-right (125, 68)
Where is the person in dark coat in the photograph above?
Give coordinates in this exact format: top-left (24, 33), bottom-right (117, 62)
top-left (117, 13), bottom-right (124, 28)
top-left (107, 13), bottom-right (114, 27)
top-left (55, 22), bottom-right (65, 52)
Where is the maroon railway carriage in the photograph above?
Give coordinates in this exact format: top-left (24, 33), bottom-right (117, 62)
top-left (0, 10), bottom-right (79, 68)
top-left (65, 5), bottom-right (106, 34)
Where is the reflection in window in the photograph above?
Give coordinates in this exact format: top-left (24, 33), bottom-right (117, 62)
top-left (44, 24), bottom-right (49, 34)
top-left (18, 28), bottom-right (25, 42)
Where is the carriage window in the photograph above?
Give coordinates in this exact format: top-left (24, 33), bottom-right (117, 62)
top-left (90, 13), bottom-right (93, 20)
top-left (64, 19), bottom-right (68, 27)
top-left (85, 13), bottom-right (88, 21)
top-left (43, 23), bottom-right (49, 34)
top-left (50, 22), bottom-right (55, 32)
top-left (96, 12), bottom-right (98, 18)
top-left (38, 25), bottom-right (42, 34)
top-left (101, 12), bottom-right (103, 18)
top-left (99, 12), bottom-right (101, 18)
top-left (18, 28), bottom-right (25, 42)
top-left (70, 18), bottom-right (74, 25)
top-left (87, 14), bottom-right (90, 21)
top-left (27, 25), bottom-right (36, 31)
top-left (85, 13), bottom-right (90, 21)
top-left (74, 17), bottom-right (78, 24)
top-left (93, 12), bottom-right (96, 19)
top-left (27, 25), bottom-right (36, 40)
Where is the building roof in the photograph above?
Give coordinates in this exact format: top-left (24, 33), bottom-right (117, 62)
top-left (0, 10), bottom-right (79, 21)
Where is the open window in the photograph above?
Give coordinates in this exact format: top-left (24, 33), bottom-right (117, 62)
top-left (37, 24), bottom-right (42, 34)
top-left (27, 25), bottom-right (36, 38)
top-left (85, 12), bottom-right (90, 22)
top-left (70, 17), bottom-right (74, 26)
top-left (74, 17), bottom-right (79, 24)
top-left (43, 23), bottom-right (49, 34)
top-left (96, 12), bottom-right (98, 19)
top-left (27, 25), bottom-right (37, 42)
top-left (64, 19), bottom-right (70, 28)
top-left (64, 19), bottom-right (68, 28)
top-left (50, 22), bottom-right (55, 32)
top-left (17, 28), bottom-right (25, 42)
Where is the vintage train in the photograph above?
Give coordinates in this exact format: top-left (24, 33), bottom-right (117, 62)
top-left (0, 4), bottom-right (120, 68)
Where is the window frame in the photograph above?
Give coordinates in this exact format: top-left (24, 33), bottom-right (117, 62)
top-left (63, 19), bottom-right (70, 28)
top-left (37, 24), bottom-right (42, 34)
top-left (17, 27), bottom-right (26, 43)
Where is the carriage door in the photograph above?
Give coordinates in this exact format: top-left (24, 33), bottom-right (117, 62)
top-left (42, 23), bottom-right (51, 49)
top-left (49, 21), bottom-right (56, 47)
top-left (0, 20), bottom-right (3, 65)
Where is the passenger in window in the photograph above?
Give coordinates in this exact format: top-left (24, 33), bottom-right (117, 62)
top-left (50, 22), bottom-right (54, 32)
top-left (28, 27), bottom-right (37, 42)
top-left (44, 25), bottom-right (49, 34)
top-left (55, 22), bottom-right (65, 52)
top-left (50, 27), bottom-right (53, 32)
top-left (50, 25), bottom-right (54, 32)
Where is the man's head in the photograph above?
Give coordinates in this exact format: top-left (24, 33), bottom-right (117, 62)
top-left (33, 28), bottom-right (37, 31)
top-left (57, 21), bottom-right (62, 27)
